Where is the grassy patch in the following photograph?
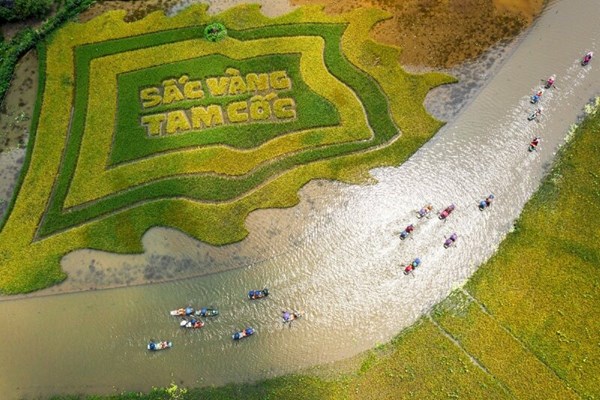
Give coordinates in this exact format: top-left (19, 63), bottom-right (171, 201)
top-left (344, 319), bottom-right (508, 399)
top-left (465, 106), bottom-right (600, 398)
top-left (433, 291), bottom-right (577, 398)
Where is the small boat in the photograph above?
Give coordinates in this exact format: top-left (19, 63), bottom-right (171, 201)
top-left (528, 137), bottom-right (540, 152)
top-left (417, 204), bottom-right (433, 219)
top-left (147, 340), bottom-right (172, 351)
top-left (527, 107), bottom-right (543, 121)
top-left (403, 258), bottom-right (422, 275)
top-left (232, 327), bottom-right (255, 340)
top-left (530, 90), bottom-right (543, 104)
top-left (544, 75), bottom-right (556, 89)
top-left (582, 51), bottom-right (593, 66)
top-left (439, 204), bottom-right (455, 220)
top-left (170, 306), bottom-right (194, 316)
top-left (248, 288), bottom-right (269, 300)
top-left (282, 310), bottom-right (301, 323)
top-left (479, 194), bottom-right (494, 211)
top-left (399, 224), bottom-right (414, 240)
top-left (443, 233), bottom-right (458, 249)
top-left (194, 307), bottom-right (219, 317)
top-left (180, 318), bottom-right (205, 329)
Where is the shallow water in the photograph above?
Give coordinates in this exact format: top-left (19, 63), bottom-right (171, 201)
top-left (0, 0), bottom-right (599, 398)
top-left (0, 50), bottom-right (37, 220)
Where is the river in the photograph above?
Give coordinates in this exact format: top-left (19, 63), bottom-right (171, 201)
top-left (0, 0), bottom-right (599, 398)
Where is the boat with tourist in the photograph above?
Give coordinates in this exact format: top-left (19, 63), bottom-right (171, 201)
top-left (248, 288), bottom-right (269, 300)
top-left (232, 327), bottom-right (255, 340)
top-left (147, 340), bottom-right (172, 351)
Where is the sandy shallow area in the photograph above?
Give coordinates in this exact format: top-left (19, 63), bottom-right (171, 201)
top-left (0, 0), bottom-right (539, 299)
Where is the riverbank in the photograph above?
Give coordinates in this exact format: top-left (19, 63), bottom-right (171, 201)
top-left (49, 97), bottom-right (600, 400)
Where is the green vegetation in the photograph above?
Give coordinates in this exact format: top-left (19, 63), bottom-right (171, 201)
top-left (0, 0), bottom-right (55, 22)
top-left (204, 22), bottom-right (227, 42)
top-left (113, 53), bottom-right (340, 164)
top-left (463, 100), bottom-right (600, 398)
top-left (0, 4), bottom-right (453, 293)
top-left (48, 100), bottom-right (600, 399)
top-left (0, 0), bottom-right (95, 103)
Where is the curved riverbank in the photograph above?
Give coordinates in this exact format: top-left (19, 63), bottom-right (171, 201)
top-left (49, 97), bottom-right (600, 400)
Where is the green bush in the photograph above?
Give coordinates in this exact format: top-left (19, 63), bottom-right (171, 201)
top-left (0, 0), bottom-right (94, 105)
top-left (0, 0), bottom-right (55, 22)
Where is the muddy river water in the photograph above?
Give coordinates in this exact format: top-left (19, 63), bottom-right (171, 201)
top-left (0, 0), bottom-right (599, 398)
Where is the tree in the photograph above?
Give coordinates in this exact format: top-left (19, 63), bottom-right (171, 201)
top-left (0, 0), bottom-right (55, 22)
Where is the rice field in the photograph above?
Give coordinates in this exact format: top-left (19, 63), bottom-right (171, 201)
top-left (0, 4), bottom-right (453, 294)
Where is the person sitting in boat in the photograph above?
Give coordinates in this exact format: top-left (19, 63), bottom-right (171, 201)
top-left (185, 307), bottom-right (194, 316)
top-left (249, 288), bottom-right (268, 299)
top-left (531, 90), bottom-right (543, 103)
top-left (418, 204), bottom-right (433, 217)
top-left (191, 319), bottom-right (203, 328)
top-left (176, 308), bottom-right (185, 316)
top-left (282, 311), bottom-right (300, 322)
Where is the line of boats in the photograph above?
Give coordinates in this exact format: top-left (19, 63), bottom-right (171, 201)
top-left (528, 51), bottom-right (593, 152)
top-left (400, 50), bottom-right (595, 277)
top-left (148, 288), bottom-right (301, 351)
